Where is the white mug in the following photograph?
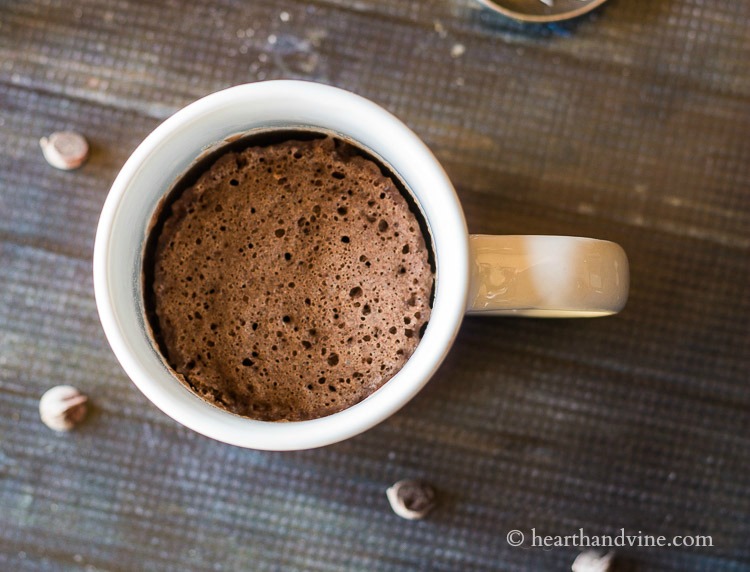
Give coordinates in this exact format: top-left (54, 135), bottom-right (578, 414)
top-left (94, 81), bottom-right (628, 450)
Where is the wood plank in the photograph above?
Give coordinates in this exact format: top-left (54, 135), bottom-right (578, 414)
top-left (1, 0), bottom-right (749, 570)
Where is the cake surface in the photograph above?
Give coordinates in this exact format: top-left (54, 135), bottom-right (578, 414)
top-left (150, 136), bottom-right (433, 421)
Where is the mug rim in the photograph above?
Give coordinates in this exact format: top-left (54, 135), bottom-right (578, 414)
top-left (93, 81), bottom-right (470, 450)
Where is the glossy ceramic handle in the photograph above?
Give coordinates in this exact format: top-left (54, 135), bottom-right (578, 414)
top-left (468, 235), bottom-right (629, 317)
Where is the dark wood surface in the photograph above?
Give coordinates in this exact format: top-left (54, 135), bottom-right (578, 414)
top-left (2, 1), bottom-right (749, 570)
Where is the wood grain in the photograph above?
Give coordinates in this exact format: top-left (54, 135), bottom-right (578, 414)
top-left (1, 0), bottom-right (749, 570)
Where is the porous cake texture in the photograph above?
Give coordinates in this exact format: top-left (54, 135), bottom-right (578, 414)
top-left (150, 136), bottom-right (433, 421)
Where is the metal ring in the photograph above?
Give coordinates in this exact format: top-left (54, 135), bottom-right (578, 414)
top-left (475, 0), bottom-right (609, 23)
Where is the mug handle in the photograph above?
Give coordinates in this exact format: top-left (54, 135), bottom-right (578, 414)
top-left (468, 235), bottom-right (629, 317)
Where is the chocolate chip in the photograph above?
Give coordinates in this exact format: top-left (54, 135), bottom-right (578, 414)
top-left (386, 480), bottom-right (436, 520)
top-left (39, 131), bottom-right (89, 170)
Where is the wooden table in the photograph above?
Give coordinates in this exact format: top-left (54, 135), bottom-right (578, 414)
top-left (2, 1), bottom-right (749, 570)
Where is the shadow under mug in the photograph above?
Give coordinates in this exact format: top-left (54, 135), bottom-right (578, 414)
top-left (93, 81), bottom-right (629, 450)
